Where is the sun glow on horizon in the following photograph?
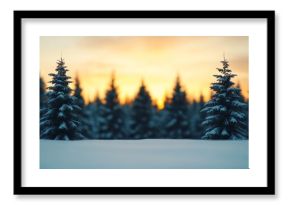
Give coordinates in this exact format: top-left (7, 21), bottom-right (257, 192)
top-left (40, 36), bottom-right (248, 108)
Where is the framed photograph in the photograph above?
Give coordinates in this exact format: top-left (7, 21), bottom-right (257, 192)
top-left (14, 10), bottom-right (275, 195)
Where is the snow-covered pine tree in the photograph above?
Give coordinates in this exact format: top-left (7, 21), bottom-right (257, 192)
top-left (163, 76), bottom-right (191, 139)
top-left (40, 58), bottom-right (84, 140)
top-left (73, 76), bottom-right (93, 139)
top-left (130, 81), bottom-right (154, 139)
top-left (98, 76), bottom-right (126, 139)
top-left (201, 58), bottom-right (248, 140)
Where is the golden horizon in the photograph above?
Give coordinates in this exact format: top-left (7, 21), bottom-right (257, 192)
top-left (40, 70), bottom-right (248, 109)
top-left (40, 36), bottom-right (249, 108)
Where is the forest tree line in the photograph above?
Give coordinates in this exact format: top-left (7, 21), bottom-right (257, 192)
top-left (40, 58), bottom-right (248, 140)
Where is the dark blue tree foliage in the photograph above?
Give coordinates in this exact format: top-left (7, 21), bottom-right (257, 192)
top-left (94, 94), bottom-right (104, 138)
top-left (130, 81), bottom-right (155, 139)
top-left (84, 101), bottom-right (97, 138)
top-left (121, 96), bottom-right (133, 139)
top-left (201, 58), bottom-right (248, 140)
top-left (150, 100), bottom-right (162, 139)
top-left (199, 95), bottom-right (205, 112)
top-left (95, 94), bottom-right (103, 112)
top-left (73, 76), bottom-right (94, 139)
top-left (157, 93), bottom-right (170, 138)
top-left (192, 94), bottom-right (206, 139)
top-left (190, 94), bottom-right (205, 139)
top-left (163, 76), bottom-right (192, 139)
top-left (189, 98), bottom-right (198, 137)
top-left (85, 94), bottom-right (104, 139)
top-left (98, 76), bottom-right (126, 139)
top-left (40, 58), bottom-right (84, 140)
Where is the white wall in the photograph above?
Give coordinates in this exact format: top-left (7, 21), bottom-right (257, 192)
top-left (0, 0), bottom-right (285, 204)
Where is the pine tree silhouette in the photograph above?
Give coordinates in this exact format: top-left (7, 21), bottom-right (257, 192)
top-left (201, 58), bottom-right (248, 140)
top-left (163, 76), bottom-right (191, 139)
top-left (40, 58), bottom-right (84, 140)
top-left (98, 75), bottom-right (126, 139)
top-left (73, 76), bottom-right (93, 139)
top-left (130, 81), bottom-right (154, 139)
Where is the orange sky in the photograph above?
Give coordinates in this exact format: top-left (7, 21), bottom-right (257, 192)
top-left (40, 36), bottom-right (248, 108)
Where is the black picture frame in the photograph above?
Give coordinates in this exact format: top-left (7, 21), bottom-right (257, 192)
top-left (14, 10), bottom-right (275, 195)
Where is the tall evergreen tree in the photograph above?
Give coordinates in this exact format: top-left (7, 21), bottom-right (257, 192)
top-left (130, 81), bottom-right (154, 139)
top-left (163, 76), bottom-right (191, 139)
top-left (40, 58), bottom-right (84, 140)
top-left (201, 58), bottom-right (248, 140)
top-left (73, 76), bottom-right (93, 139)
top-left (98, 76), bottom-right (126, 139)
top-left (73, 76), bottom-right (84, 106)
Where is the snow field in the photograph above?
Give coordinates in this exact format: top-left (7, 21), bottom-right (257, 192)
top-left (40, 139), bottom-right (248, 169)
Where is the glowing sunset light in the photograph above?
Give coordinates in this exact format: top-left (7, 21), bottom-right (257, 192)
top-left (40, 36), bottom-right (248, 108)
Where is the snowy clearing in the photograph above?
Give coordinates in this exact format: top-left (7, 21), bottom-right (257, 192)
top-left (40, 139), bottom-right (248, 169)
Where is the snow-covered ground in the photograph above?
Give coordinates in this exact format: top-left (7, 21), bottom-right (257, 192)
top-left (40, 139), bottom-right (248, 169)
